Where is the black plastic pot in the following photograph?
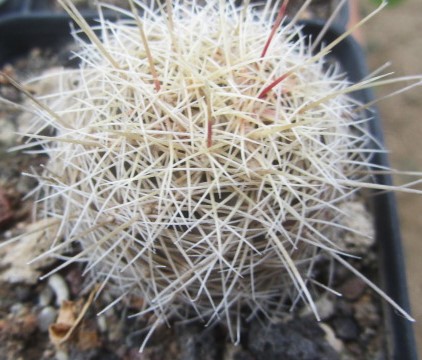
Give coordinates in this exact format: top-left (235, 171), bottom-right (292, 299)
top-left (0, 2), bottom-right (417, 359)
top-left (302, 20), bottom-right (418, 360)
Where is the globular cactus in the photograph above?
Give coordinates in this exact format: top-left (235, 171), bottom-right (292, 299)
top-left (8, 0), bottom-right (420, 347)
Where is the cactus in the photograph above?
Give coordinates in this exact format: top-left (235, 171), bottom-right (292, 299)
top-left (5, 0), bottom-right (421, 349)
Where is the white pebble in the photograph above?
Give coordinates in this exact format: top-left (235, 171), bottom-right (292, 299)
top-left (55, 350), bottom-right (69, 360)
top-left (47, 274), bottom-right (69, 306)
top-left (97, 315), bottom-right (107, 333)
top-left (316, 296), bottom-right (335, 320)
top-left (38, 306), bottom-right (57, 332)
top-left (300, 295), bottom-right (335, 320)
top-left (320, 323), bottom-right (344, 353)
top-left (10, 303), bottom-right (25, 316)
top-left (38, 286), bottom-right (54, 307)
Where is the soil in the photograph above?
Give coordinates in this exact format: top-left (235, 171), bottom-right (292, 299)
top-left (1, 0), bottom-right (420, 359)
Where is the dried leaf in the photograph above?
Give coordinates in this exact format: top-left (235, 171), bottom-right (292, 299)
top-left (48, 285), bottom-right (99, 347)
top-left (49, 300), bottom-right (78, 346)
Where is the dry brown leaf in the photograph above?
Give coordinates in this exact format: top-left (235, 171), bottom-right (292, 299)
top-left (49, 300), bottom-right (79, 346)
top-left (49, 285), bottom-right (99, 347)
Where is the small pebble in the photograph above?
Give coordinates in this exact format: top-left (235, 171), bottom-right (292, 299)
top-left (10, 303), bottom-right (25, 316)
top-left (301, 295), bottom-right (335, 320)
top-left (47, 274), bottom-right (69, 306)
top-left (38, 286), bottom-right (54, 307)
top-left (97, 315), bottom-right (107, 333)
top-left (37, 306), bottom-right (57, 332)
top-left (339, 277), bottom-right (366, 301)
top-left (320, 323), bottom-right (343, 353)
top-left (353, 295), bottom-right (380, 328)
top-left (331, 317), bottom-right (359, 341)
top-left (56, 350), bottom-right (69, 360)
top-left (318, 296), bottom-right (336, 320)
